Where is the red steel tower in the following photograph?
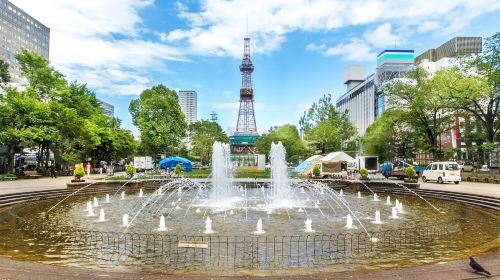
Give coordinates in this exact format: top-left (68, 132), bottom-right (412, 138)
top-left (235, 36), bottom-right (257, 135)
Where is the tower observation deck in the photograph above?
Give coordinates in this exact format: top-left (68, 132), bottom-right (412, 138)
top-left (231, 36), bottom-right (258, 154)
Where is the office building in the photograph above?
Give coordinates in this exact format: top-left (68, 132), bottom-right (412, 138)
top-left (336, 50), bottom-right (414, 136)
top-left (178, 90), bottom-right (197, 124)
top-left (0, 0), bottom-right (50, 83)
top-left (99, 100), bottom-right (114, 117)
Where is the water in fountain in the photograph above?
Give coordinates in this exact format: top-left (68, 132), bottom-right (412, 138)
top-left (373, 193), bottom-right (379, 201)
top-left (204, 216), bottom-right (214, 234)
top-left (105, 194), bottom-right (110, 203)
top-left (269, 142), bottom-right (293, 207)
top-left (357, 191), bottom-right (362, 198)
top-left (386, 196), bottom-right (391, 205)
top-left (304, 219), bottom-right (314, 232)
top-left (391, 207), bottom-right (398, 219)
top-left (122, 214), bottom-right (129, 226)
top-left (254, 219), bottom-right (265, 234)
top-left (121, 191), bottom-right (125, 200)
top-left (98, 208), bottom-right (105, 222)
top-left (397, 202), bottom-right (404, 213)
top-left (158, 215), bottom-right (166, 231)
top-left (138, 188), bottom-right (144, 197)
top-left (87, 206), bottom-right (95, 217)
top-left (372, 209), bottom-right (382, 224)
top-left (345, 214), bottom-right (354, 229)
top-left (339, 189), bottom-right (344, 196)
top-left (85, 201), bottom-right (92, 212)
top-left (93, 197), bottom-right (99, 207)
top-left (209, 142), bottom-right (234, 206)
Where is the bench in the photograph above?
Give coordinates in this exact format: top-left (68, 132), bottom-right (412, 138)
top-left (23, 170), bottom-right (42, 179)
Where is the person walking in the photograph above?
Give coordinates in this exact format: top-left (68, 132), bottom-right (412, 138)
top-left (85, 162), bottom-right (91, 179)
top-left (49, 163), bottom-right (57, 178)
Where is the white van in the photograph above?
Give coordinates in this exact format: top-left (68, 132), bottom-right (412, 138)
top-left (422, 161), bottom-right (461, 184)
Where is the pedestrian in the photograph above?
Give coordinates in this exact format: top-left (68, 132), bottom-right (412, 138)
top-left (85, 162), bottom-right (91, 179)
top-left (50, 163), bottom-right (57, 178)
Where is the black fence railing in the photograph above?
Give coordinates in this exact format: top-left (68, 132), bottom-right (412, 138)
top-left (20, 219), bottom-right (461, 269)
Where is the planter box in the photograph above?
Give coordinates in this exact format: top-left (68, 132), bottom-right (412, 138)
top-left (71, 179), bottom-right (85, 183)
top-left (404, 178), bottom-right (418, 183)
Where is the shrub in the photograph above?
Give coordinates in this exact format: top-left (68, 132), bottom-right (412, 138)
top-left (174, 164), bottom-right (183, 176)
top-left (126, 165), bottom-right (136, 177)
top-left (73, 164), bottom-right (85, 179)
top-left (359, 168), bottom-right (369, 177)
top-left (404, 166), bottom-right (417, 178)
top-left (312, 165), bottom-right (321, 177)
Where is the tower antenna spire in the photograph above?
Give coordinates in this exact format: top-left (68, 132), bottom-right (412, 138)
top-left (246, 14), bottom-right (248, 37)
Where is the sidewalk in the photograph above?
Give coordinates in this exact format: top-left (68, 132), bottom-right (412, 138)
top-left (419, 180), bottom-right (500, 198)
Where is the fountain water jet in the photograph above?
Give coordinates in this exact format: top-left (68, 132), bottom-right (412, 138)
top-left (98, 208), bottom-right (105, 222)
top-left (205, 216), bottom-right (214, 234)
top-left (209, 142), bottom-right (234, 206)
top-left (345, 214), bottom-right (354, 229)
top-left (269, 142), bottom-right (293, 207)
top-left (372, 210), bottom-right (382, 224)
top-left (93, 197), bottom-right (99, 207)
top-left (357, 191), bottom-right (362, 198)
top-left (386, 196), bottom-right (391, 205)
top-left (138, 188), bottom-right (144, 197)
top-left (391, 207), bottom-right (398, 219)
top-left (87, 206), bottom-right (95, 217)
top-left (339, 189), bottom-right (344, 196)
top-left (254, 219), bottom-right (265, 234)
top-left (304, 219), bottom-right (314, 232)
top-left (122, 214), bottom-right (129, 226)
top-left (158, 215), bottom-right (166, 231)
top-left (105, 194), bottom-right (110, 203)
top-left (373, 193), bottom-right (380, 201)
top-left (121, 191), bottom-right (125, 200)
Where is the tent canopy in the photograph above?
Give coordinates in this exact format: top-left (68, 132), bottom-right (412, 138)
top-left (293, 154), bottom-right (323, 173)
top-left (320, 152), bottom-right (355, 163)
top-left (158, 157), bottom-right (192, 172)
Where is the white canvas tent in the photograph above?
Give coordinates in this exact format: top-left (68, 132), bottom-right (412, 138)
top-left (320, 152), bottom-right (355, 163)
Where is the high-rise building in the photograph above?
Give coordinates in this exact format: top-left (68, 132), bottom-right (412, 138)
top-left (178, 90), bottom-right (197, 124)
top-left (0, 0), bottom-right (50, 83)
top-left (99, 100), bottom-right (114, 117)
top-left (336, 50), bottom-right (414, 136)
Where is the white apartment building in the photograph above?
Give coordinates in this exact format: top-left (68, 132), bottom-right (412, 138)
top-left (178, 90), bottom-right (197, 124)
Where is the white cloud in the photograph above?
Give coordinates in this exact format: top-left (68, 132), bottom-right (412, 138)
top-left (12, 0), bottom-right (184, 95)
top-left (214, 102), bottom-right (240, 109)
top-left (305, 43), bottom-right (326, 52)
top-left (169, 0), bottom-right (500, 58)
top-left (324, 39), bottom-right (377, 62)
top-left (364, 23), bottom-right (396, 48)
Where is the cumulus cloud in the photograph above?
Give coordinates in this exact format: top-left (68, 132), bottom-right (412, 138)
top-left (13, 0), bottom-right (184, 95)
top-left (324, 39), bottom-right (377, 62)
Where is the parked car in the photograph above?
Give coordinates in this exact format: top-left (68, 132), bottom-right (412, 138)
top-left (457, 160), bottom-right (474, 172)
top-left (479, 164), bottom-right (490, 172)
top-left (422, 161), bottom-right (461, 184)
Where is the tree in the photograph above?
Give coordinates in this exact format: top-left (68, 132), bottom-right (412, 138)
top-left (299, 94), bottom-right (357, 154)
top-left (383, 68), bottom-right (452, 160)
top-left (256, 124), bottom-right (309, 163)
top-left (435, 32), bottom-right (500, 144)
top-left (0, 60), bottom-right (10, 84)
top-left (189, 120), bottom-right (229, 165)
top-left (129, 85), bottom-right (187, 158)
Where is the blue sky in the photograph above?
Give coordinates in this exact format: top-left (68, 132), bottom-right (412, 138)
top-left (13, 0), bottom-right (500, 136)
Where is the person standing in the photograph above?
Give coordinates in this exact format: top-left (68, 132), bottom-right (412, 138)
top-left (85, 162), bottom-right (91, 179)
top-left (50, 163), bottom-right (57, 178)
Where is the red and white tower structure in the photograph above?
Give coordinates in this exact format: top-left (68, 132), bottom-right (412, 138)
top-left (230, 36), bottom-right (258, 153)
top-left (236, 36), bottom-right (257, 135)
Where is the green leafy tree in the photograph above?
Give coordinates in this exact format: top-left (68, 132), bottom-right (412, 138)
top-left (73, 164), bottom-right (85, 179)
top-left (434, 32), bottom-right (500, 145)
top-left (126, 165), bottom-right (136, 177)
top-left (312, 165), bottom-right (321, 177)
top-left (299, 94), bottom-right (357, 154)
top-left (174, 163), bottom-right (182, 176)
top-left (404, 166), bottom-right (417, 178)
top-left (383, 68), bottom-right (452, 160)
top-left (129, 85), bottom-right (187, 157)
top-left (189, 120), bottom-right (228, 165)
top-left (0, 59), bottom-right (10, 84)
top-left (256, 124), bottom-right (309, 164)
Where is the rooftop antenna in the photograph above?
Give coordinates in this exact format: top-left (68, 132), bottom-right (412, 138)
top-left (246, 14), bottom-right (249, 37)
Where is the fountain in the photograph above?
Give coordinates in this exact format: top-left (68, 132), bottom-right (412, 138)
top-left (339, 189), bottom-right (344, 196)
top-left (121, 191), bottom-right (125, 200)
top-left (158, 215), bottom-right (166, 231)
top-left (122, 214), bottom-right (129, 226)
top-left (373, 193), bottom-right (380, 201)
top-left (87, 206), bottom-right (95, 217)
top-left (269, 142), bottom-right (294, 208)
top-left (93, 197), bottom-right (99, 207)
top-left (357, 191), bottom-right (362, 198)
top-left (209, 142), bottom-right (234, 206)
top-left (398, 201), bottom-right (404, 213)
top-left (386, 196), bottom-right (391, 205)
top-left (254, 219), bottom-right (265, 234)
top-left (391, 207), bottom-right (399, 219)
top-left (372, 210), bottom-right (382, 224)
top-left (105, 194), bottom-right (110, 203)
top-left (204, 216), bottom-right (214, 234)
top-left (298, 207), bottom-right (304, 212)
top-left (345, 214), bottom-right (354, 229)
top-left (304, 219), bottom-right (314, 232)
top-left (98, 208), bottom-right (105, 222)
top-left (138, 188), bottom-right (144, 197)
top-left (85, 201), bottom-right (92, 212)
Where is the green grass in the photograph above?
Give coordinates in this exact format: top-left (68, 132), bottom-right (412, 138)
top-left (0, 173), bottom-right (17, 181)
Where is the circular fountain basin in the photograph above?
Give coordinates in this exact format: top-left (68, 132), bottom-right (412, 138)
top-left (0, 183), bottom-right (498, 273)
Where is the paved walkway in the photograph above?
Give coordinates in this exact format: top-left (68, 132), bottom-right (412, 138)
top-left (419, 180), bottom-right (500, 198)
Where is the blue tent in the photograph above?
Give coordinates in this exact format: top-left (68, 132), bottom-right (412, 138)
top-left (158, 157), bottom-right (192, 172)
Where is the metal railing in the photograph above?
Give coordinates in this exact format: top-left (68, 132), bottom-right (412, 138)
top-left (19, 219), bottom-right (460, 269)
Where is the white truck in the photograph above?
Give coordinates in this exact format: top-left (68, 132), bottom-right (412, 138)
top-left (133, 156), bottom-right (153, 172)
top-left (356, 156), bottom-right (379, 173)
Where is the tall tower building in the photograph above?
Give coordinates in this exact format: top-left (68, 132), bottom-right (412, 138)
top-left (178, 90), bottom-right (197, 124)
top-left (230, 36), bottom-right (258, 153)
top-left (0, 0), bottom-right (50, 83)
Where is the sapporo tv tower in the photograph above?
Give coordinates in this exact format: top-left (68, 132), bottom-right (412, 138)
top-left (230, 34), bottom-right (259, 154)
